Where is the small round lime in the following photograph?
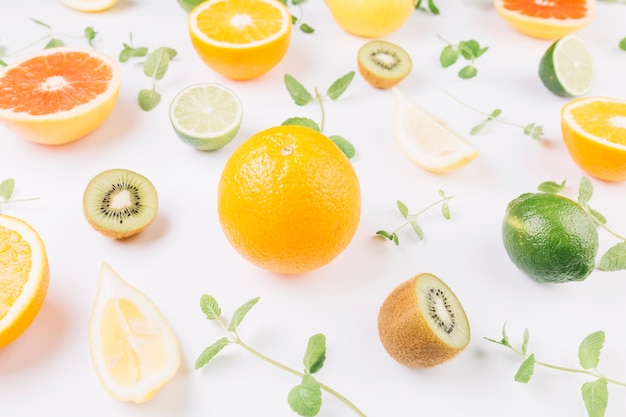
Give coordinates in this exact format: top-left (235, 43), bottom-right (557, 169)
top-left (502, 192), bottom-right (598, 283)
top-left (169, 83), bottom-right (243, 152)
top-left (538, 34), bottom-right (594, 97)
top-left (177, 0), bottom-right (204, 13)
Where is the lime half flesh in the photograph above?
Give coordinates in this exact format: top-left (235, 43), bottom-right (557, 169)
top-left (169, 83), bottom-right (243, 151)
top-left (539, 34), bottom-right (594, 97)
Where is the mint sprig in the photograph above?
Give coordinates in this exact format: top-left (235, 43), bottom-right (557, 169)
top-left (0, 179), bottom-right (39, 209)
top-left (415, 0), bottom-right (440, 14)
top-left (283, 72), bottom-right (356, 158)
top-left (486, 323), bottom-right (626, 417)
top-left (444, 91), bottom-right (544, 141)
top-left (437, 35), bottom-right (488, 79)
top-left (538, 176), bottom-right (626, 271)
top-left (0, 19), bottom-right (96, 66)
top-left (196, 295), bottom-right (367, 417)
top-left (118, 34), bottom-right (177, 111)
top-left (278, 0), bottom-right (315, 33)
top-left (376, 189), bottom-right (453, 245)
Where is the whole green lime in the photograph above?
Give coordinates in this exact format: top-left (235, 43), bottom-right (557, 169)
top-left (502, 192), bottom-right (598, 283)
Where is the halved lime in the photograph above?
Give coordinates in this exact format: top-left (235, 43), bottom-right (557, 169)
top-left (539, 34), bottom-right (594, 97)
top-left (169, 83), bottom-right (243, 151)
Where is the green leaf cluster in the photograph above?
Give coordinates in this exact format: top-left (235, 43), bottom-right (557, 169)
top-left (415, 0), bottom-right (440, 14)
top-left (376, 189), bottom-right (453, 246)
top-left (445, 91), bottom-right (544, 141)
top-left (195, 295), bottom-right (366, 417)
top-left (538, 177), bottom-right (626, 271)
top-left (283, 72), bottom-right (356, 159)
top-left (118, 35), bottom-right (177, 111)
top-left (485, 324), bottom-right (618, 417)
top-left (438, 35), bottom-right (488, 79)
top-left (278, 0), bottom-right (315, 33)
top-left (0, 179), bottom-right (38, 209)
top-left (0, 19), bottom-right (96, 67)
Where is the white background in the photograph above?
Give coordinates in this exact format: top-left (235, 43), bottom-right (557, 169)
top-left (1, 0), bottom-right (626, 416)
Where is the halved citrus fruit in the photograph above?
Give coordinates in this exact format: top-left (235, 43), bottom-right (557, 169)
top-left (188, 0), bottom-right (292, 80)
top-left (494, 0), bottom-right (596, 40)
top-left (0, 47), bottom-right (121, 145)
top-left (392, 88), bottom-right (479, 173)
top-left (561, 96), bottom-right (626, 182)
top-left (539, 34), bottom-right (594, 97)
top-left (60, 0), bottom-right (119, 12)
top-left (0, 214), bottom-right (49, 349)
top-left (89, 263), bottom-right (180, 402)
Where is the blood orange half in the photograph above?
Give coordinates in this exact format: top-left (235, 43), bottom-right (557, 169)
top-left (494, 0), bottom-right (596, 40)
top-left (0, 47), bottom-right (121, 145)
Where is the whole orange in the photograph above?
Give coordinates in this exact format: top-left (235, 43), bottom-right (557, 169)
top-left (217, 125), bottom-right (361, 275)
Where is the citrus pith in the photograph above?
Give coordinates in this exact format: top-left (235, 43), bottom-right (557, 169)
top-left (561, 96), bottom-right (626, 182)
top-left (0, 214), bottom-right (49, 349)
top-left (0, 47), bottom-right (121, 145)
top-left (188, 0), bottom-right (292, 80)
top-left (217, 125), bottom-right (361, 275)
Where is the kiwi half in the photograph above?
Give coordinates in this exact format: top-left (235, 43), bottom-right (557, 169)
top-left (357, 40), bottom-right (412, 89)
top-left (83, 168), bottom-right (158, 239)
top-left (377, 273), bottom-right (470, 368)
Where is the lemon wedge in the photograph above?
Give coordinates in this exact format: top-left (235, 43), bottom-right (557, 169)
top-left (60, 0), bottom-right (119, 12)
top-left (88, 263), bottom-right (180, 402)
top-left (392, 88), bottom-right (479, 173)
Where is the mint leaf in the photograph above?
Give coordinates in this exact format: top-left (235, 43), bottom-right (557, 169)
top-left (397, 200), bottom-right (409, 219)
top-left (282, 117), bottom-right (321, 132)
top-left (200, 294), bottom-right (222, 320)
top-left (578, 331), bottom-right (605, 369)
top-left (300, 23), bottom-right (314, 34)
top-left (0, 179), bottom-right (15, 201)
top-left (328, 135), bottom-right (355, 159)
top-left (440, 45), bottom-right (459, 68)
top-left (119, 43), bottom-right (149, 63)
top-left (144, 47), bottom-right (177, 80)
top-left (578, 176), bottom-right (594, 207)
top-left (458, 65), bottom-right (477, 79)
top-left (303, 333), bottom-right (326, 374)
top-left (409, 219), bottom-right (424, 239)
top-left (228, 297), bottom-right (260, 333)
top-left (538, 180), bottom-right (566, 194)
top-left (288, 374), bottom-right (322, 417)
top-left (195, 337), bottom-right (230, 369)
top-left (598, 242), bottom-right (626, 271)
top-left (326, 71), bottom-right (354, 100)
top-left (588, 207), bottom-right (607, 225)
top-left (619, 37), bottom-right (626, 51)
top-left (45, 39), bottom-right (64, 49)
top-left (138, 89), bottom-right (160, 111)
top-left (521, 328), bottom-right (530, 356)
top-left (84, 27), bottom-right (97, 46)
top-left (284, 74), bottom-right (313, 105)
top-left (581, 378), bottom-right (608, 417)
top-left (31, 18), bottom-right (51, 29)
top-left (514, 353), bottom-right (535, 383)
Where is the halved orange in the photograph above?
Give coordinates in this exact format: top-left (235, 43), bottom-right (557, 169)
top-left (0, 214), bottom-right (49, 349)
top-left (561, 96), bottom-right (626, 182)
top-left (188, 0), bottom-right (292, 80)
top-left (0, 47), bottom-right (121, 145)
top-left (494, 0), bottom-right (596, 40)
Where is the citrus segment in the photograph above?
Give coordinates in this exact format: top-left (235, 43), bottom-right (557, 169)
top-left (539, 34), bottom-right (594, 97)
top-left (60, 0), bottom-right (119, 12)
top-left (188, 0), bottom-right (292, 80)
top-left (0, 214), bottom-right (49, 349)
top-left (217, 125), bottom-right (361, 275)
top-left (494, 0), bottom-right (595, 39)
top-left (89, 263), bottom-right (180, 402)
top-left (0, 47), bottom-right (121, 145)
top-left (169, 83), bottom-right (243, 151)
top-left (392, 88), bottom-right (479, 173)
top-left (561, 96), bottom-right (626, 182)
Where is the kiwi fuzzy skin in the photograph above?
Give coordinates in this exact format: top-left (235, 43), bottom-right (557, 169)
top-left (377, 274), bottom-right (469, 368)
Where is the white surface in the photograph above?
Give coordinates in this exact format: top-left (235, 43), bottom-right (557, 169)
top-left (1, 1), bottom-right (626, 416)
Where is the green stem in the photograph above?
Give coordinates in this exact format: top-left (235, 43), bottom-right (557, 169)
top-left (392, 195), bottom-right (453, 234)
top-left (315, 87), bottom-right (325, 133)
top-left (0, 197), bottom-right (40, 206)
top-left (586, 208), bottom-right (626, 241)
top-left (443, 91), bottom-right (525, 130)
top-left (214, 315), bottom-right (367, 417)
top-left (1, 33), bottom-right (85, 59)
top-left (507, 344), bottom-right (626, 388)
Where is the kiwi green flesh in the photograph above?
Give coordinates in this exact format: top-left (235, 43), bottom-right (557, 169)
top-left (358, 40), bottom-right (412, 88)
top-left (83, 169), bottom-right (158, 239)
top-left (416, 273), bottom-right (470, 349)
